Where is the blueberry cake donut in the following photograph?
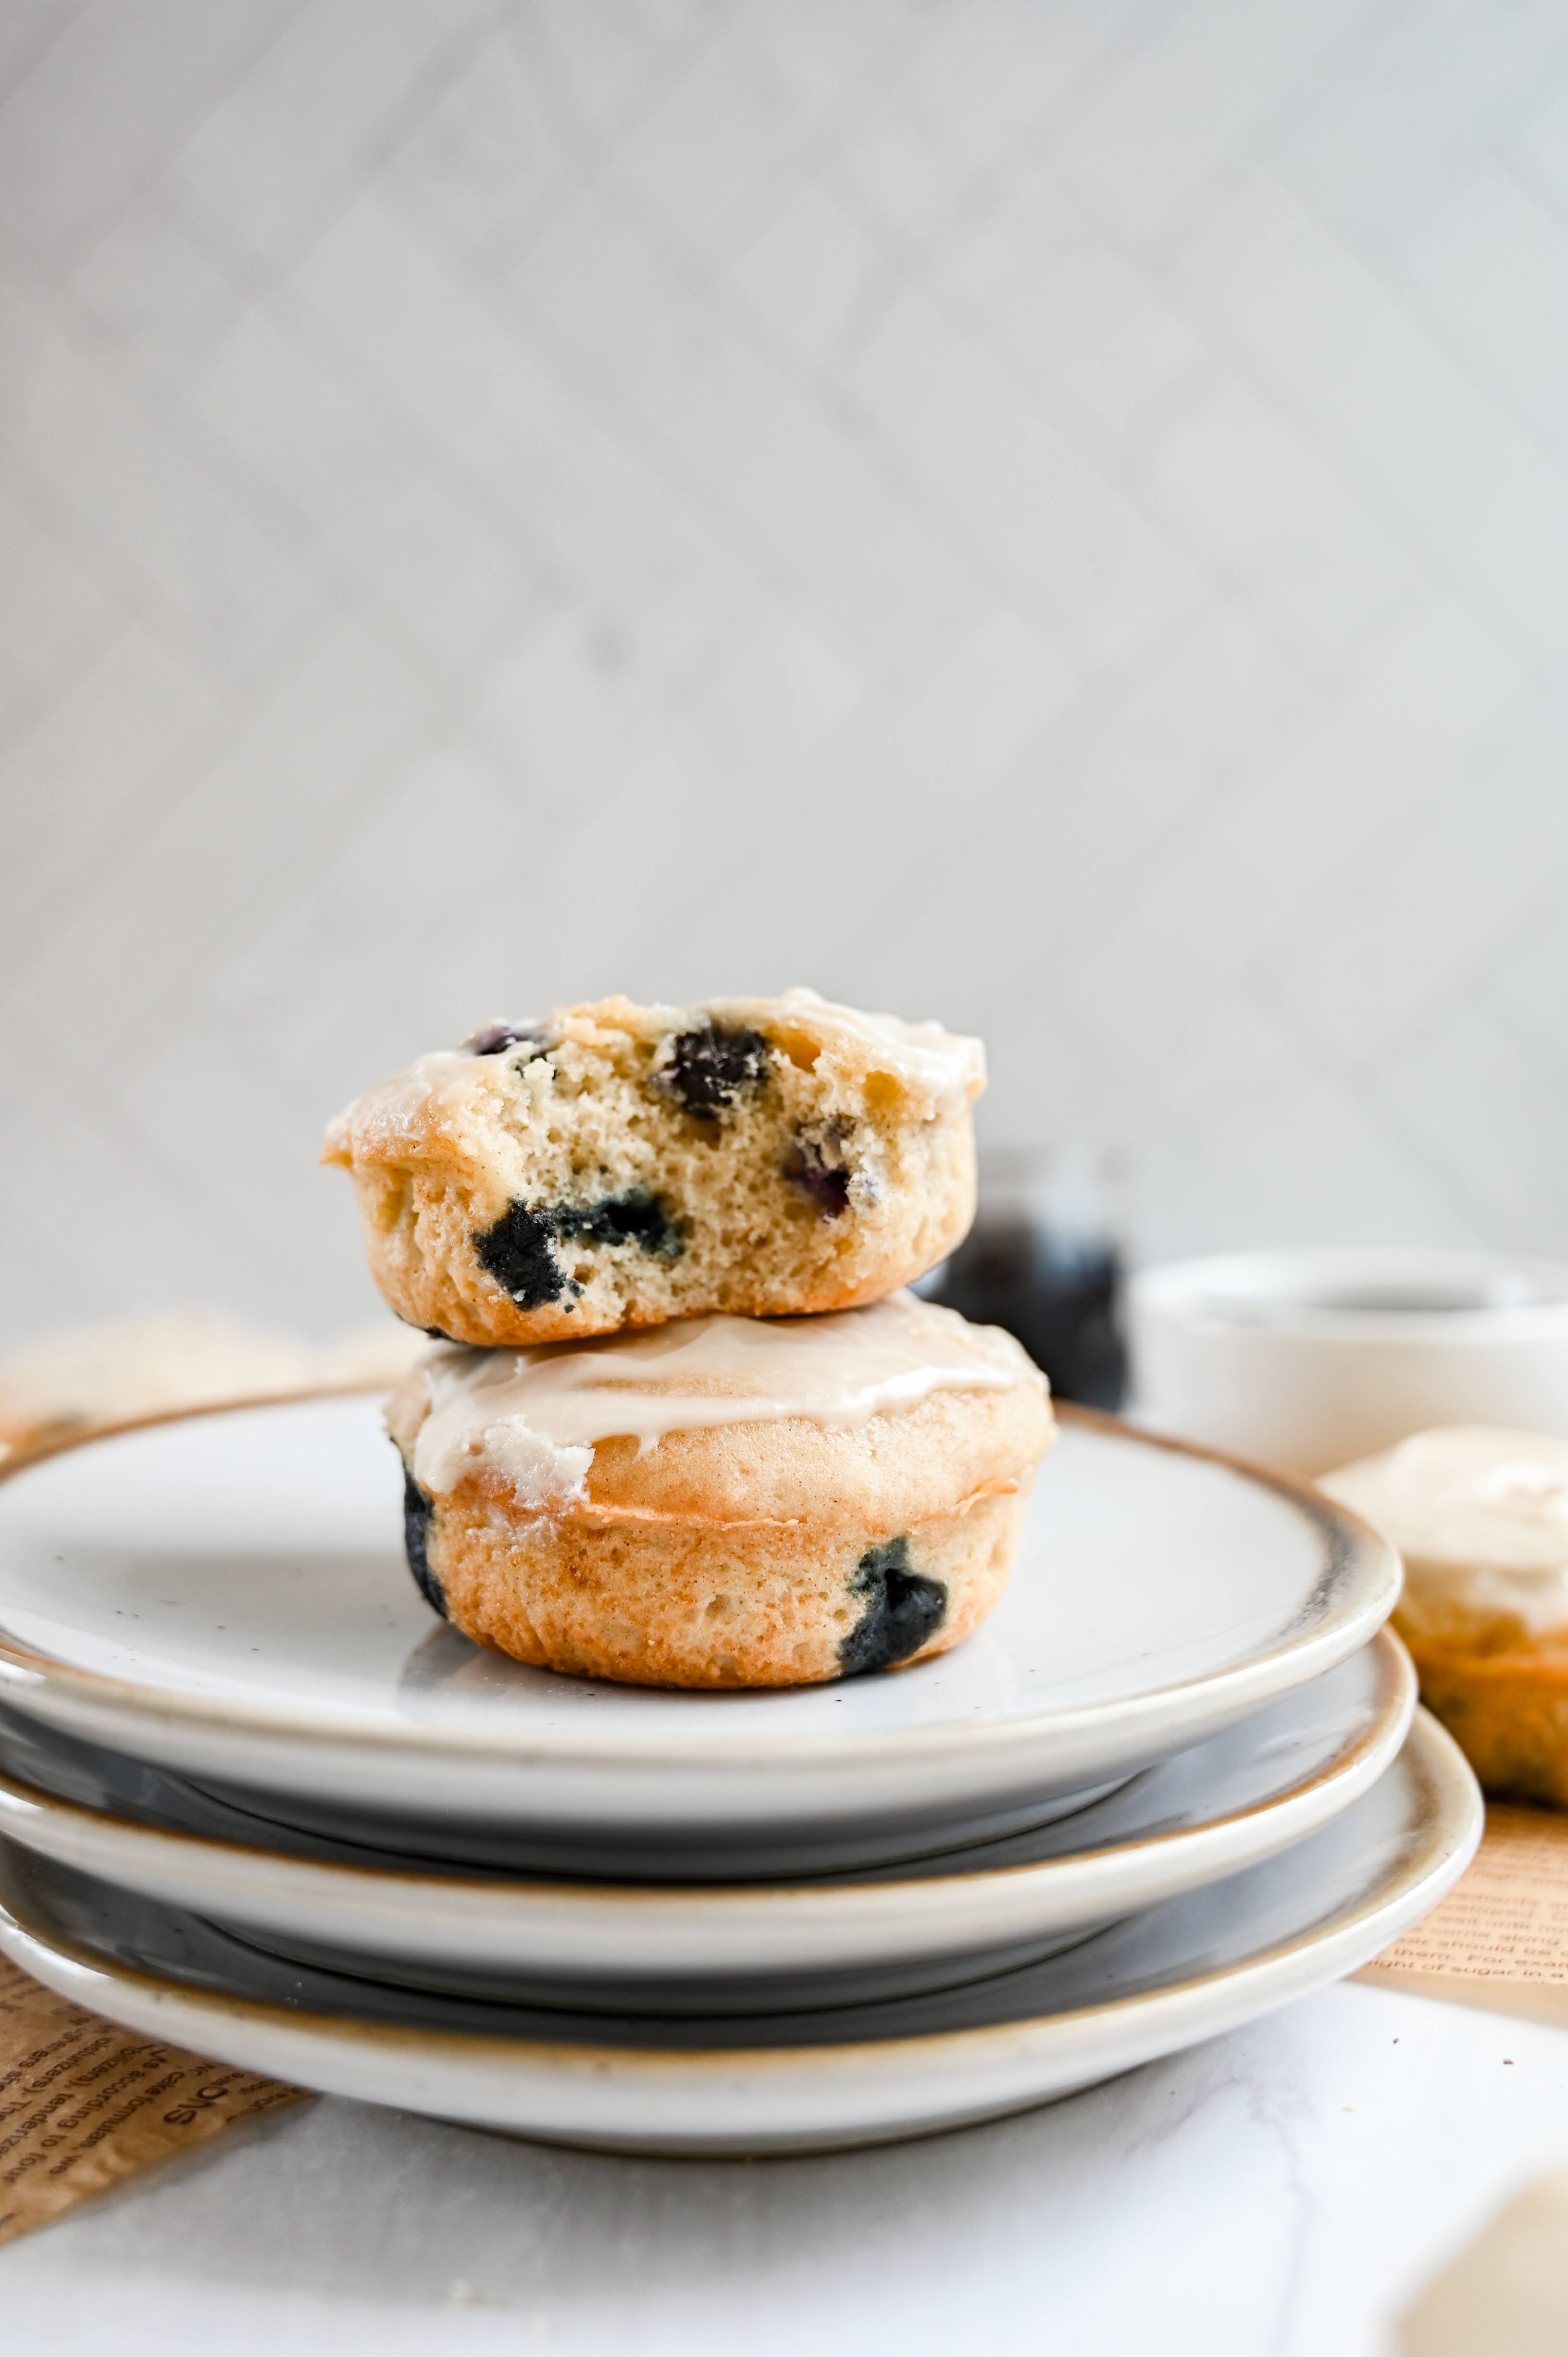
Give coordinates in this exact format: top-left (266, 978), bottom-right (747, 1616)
top-left (324, 990), bottom-right (983, 1346)
top-left (1322, 1427), bottom-right (1568, 1807)
top-left (386, 1292), bottom-right (1051, 1689)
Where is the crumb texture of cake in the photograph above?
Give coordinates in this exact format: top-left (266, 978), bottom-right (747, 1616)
top-left (385, 1292), bottom-right (1051, 1689)
top-left (1322, 1425), bottom-right (1568, 1805)
top-left (324, 989), bottom-right (984, 1345)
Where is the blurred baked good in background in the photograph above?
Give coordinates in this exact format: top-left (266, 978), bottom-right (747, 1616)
top-left (1323, 1427), bottom-right (1568, 1809)
top-left (0, 1312), bottom-right (423, 1461)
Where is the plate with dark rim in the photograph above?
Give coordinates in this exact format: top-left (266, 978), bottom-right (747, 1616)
top-left (0, 1632), bottom-right (1415, 2012)
top-left (0, 1711), bottom-right (1479, 2154)
top-left (0, 1395), bottom-right (1400, 1877)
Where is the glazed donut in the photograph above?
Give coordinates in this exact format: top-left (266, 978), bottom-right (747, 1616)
top-left (386, 1293), bottom-right (1052, 1690)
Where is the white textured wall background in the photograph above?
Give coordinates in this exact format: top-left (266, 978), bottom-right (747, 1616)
top-left (4, 0), bottom-right (1568, 1342)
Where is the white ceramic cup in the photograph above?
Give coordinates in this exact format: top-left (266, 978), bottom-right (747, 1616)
top-left (1128, 1249), bottom-right (1568, 1475)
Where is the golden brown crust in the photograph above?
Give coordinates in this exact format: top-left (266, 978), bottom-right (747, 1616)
top-left (422, 1485), bottom-right (1031, 1690)
top-left (1393, 1574), bottom-right (1568, 1665)
top-left (1398, 1617), bottom-right (1568, 1808)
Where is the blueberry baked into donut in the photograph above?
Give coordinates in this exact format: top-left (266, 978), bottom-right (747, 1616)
top-left (323, 989), bottom-right (983, 1347)
top-left (384, 1293), bottom-right (1052, 1689)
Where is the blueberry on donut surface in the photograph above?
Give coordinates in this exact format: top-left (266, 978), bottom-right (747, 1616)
top-left (839, 1538), bottom-right (948, 1676)
top-left (401, 1472), bottom-right (446, 1618)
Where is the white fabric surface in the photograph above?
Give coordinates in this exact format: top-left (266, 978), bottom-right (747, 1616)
top-left (3, 1983), bottom-right (1566, 2356)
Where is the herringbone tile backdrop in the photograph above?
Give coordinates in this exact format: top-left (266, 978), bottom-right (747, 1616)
top-left (4, 0), bottom-right (1568, 1341)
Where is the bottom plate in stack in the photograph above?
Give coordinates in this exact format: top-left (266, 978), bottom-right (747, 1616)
top-left (0, 1710), bottom-right (1480, 2156)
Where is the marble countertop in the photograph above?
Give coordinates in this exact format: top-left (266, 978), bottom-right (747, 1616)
top-left (3, 1982), bottom-right (1565, 2355)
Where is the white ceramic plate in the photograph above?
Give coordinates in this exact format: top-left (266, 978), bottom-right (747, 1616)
top-left (0, 1634), bottom-right (1416, 2014)
top-left (0, 1397), bottom-right (1400, 1875)
top-left (0, 1712), bottom-right (1480, 2155)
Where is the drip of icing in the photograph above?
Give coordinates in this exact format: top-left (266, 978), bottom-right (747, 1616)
top-left (409, 1291), bottom-right (1043, 1507)
top-left (1322, 1426), bottom-right (1568, 1636)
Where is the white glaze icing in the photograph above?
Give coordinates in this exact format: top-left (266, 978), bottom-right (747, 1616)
top-left (1322, 1426), bottom-right (1568, 1635)
top-left (410, 1292), bottom-right (1043, 1508)
top-left (703, 988), bottom-right (986, 1119)
top-left (323, 1048), bottom-right (482, 1163)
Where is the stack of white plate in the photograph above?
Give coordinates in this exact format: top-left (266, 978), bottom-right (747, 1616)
top-left (0, 1395), bottom-right (1480, 2155)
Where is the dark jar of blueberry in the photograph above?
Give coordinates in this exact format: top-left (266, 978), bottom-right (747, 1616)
top-left (926, 1146), bottom-right (1129, 1411)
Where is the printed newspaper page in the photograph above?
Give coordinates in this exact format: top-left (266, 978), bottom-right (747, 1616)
top-left (0, 1953), bottom-right (304, 2247)
top-left (1359, 1804), bottom-right (1568, 2026)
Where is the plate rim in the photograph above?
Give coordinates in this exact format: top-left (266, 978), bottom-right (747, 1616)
top-left (0, 1632), bottom-right (1417, 1936)
top-left (0, 1392), bottom-right (1402, 1776)
top-left (0, 1709), bottom-right (1481, 2083)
